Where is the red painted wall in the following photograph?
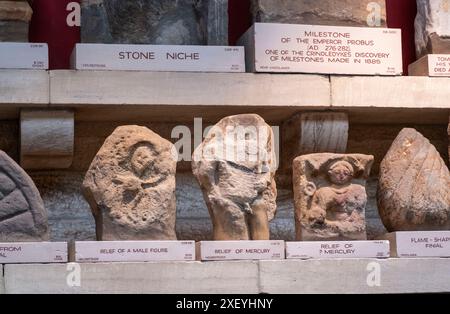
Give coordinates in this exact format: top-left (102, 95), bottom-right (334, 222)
top-left (29, 0), bottom-right (80, 69)
top-left (386, 0), bottom-right (417, 74)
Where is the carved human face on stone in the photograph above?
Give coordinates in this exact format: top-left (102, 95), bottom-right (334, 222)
top-left (328, 161), bottom-right (354, 185)
top-left (131, 145), bottom-right (155, 177)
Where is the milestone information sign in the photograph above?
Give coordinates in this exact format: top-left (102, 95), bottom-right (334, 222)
top-left (71, 44), bottom-right (245, 73)
top-left (382, 231), bottom-right (450, 258)
top-left (0, 43), bottom-right (49, 70)
top-left (239, 23), bottom-right (403, 75)
top-left (72, 241), bottom-right (196, 262)
top-left (0, 242), bottom-right (67, 264)
top-left (199, 241), bottom-right (285, 261)
top-left (286, 241), bottom-right (390, 259)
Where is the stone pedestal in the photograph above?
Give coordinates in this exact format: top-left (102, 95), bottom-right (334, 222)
top-left (0, 1), bottom-right (32, 42)
top-left (81, 0), bottom-right (228, 45)
top-left (251, 0), bottom-right (387, 27)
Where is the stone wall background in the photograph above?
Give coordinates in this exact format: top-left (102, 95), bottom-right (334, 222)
top-left (0, 119), bottom-right (448, 242)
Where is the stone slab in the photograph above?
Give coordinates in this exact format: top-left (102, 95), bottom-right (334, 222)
top-left (409, 54), bottom-right (450, 77)
top-left (0, 69), bottom-right (49, 105)
top-left (4, 261), bottom-right (259, 294)
top-left (0, 43), bottom-right (48, 70)
top-left (259, 258), bottom-right (450, 294)
top-left (71, 44), bottom-right (244, 73)
top-left (0, 242), bottom-right (67, 264)
top-left (251, 0), bottom-right (387, 27)
top-left (49, 70), bottom-right (330, 108)
top-left (238, 23), bottom-right (402, 75)
top-left (71, 241), bottom-right (195, 262)
top-left (198, 241), bottom-right (285, 261)
top-left (286, 241), bottom-right (390, 259)
top-left (381, 232), bottom-right (450, 258)
top-left (331, 76), bottom-right (450, 109)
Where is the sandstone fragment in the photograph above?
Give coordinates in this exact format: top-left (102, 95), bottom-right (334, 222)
top-left (83, 126), bottom-right (178, 241)
top-left (378, 128), bottom-right (450, 231)
top-left (192, 114), bottom-right (277, 240)
top-left (293, 153), bottom-right (374, 241)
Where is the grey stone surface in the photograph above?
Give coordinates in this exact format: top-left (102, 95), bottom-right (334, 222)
top-left (415, 0), bottom-right (450, 57)
top-left (0, 150), bottom-right (48, 242)
top-left (81, 0), bottom-right (228, 45)
top-left (30, 171), bottom-right (386, 242)
top-left (251, 0), bottom-right (387, 27)
top-left (5, 261), bottom-right (259, 294)
top-left (0, 1), bottom-right (32, 42)
top-left (0, 21), bottom-right (28, 42)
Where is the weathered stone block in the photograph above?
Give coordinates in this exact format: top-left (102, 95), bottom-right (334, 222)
top-left (415, 0), bottom-right (450, 57)
top-left (0, 1), bottom-right (32, 42)
top-left (81, 0), bottom-right (228, 45)
top-left (251, 0), bottom-right (387, 27)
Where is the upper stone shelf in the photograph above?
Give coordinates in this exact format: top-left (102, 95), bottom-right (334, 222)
top-left (0, 70), bottom-right (449, 124)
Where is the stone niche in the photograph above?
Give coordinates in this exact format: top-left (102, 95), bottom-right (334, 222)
top-left (251, 0), bottom-right (387, 27)
top-left (293, 153), bottom-right (374, 241)
top-left (415, 0), bottom-right (450, 57)
top-left (0, 0), bottom-right (33, 42)
top-left (81, 0), bottom-right (229, 45)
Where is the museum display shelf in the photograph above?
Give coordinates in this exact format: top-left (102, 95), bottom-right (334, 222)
top-left (1, 258), bottom-right (450, 294)
top-left (1, 70), bottom-right (449, 124)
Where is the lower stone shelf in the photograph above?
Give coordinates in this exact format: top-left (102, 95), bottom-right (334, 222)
top-left (1, 258), bottom-right (449, 294)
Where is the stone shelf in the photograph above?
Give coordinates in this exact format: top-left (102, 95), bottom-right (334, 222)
top-left (0, 70), bottom-right (49, 119)
top-left (1, 70), bottom-right (449, 123)
top-left (1, 258), bottom-right (450, 294)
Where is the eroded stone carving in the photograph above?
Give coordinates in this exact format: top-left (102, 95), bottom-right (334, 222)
top-left (0, 150), bottom-right (48, 242)
top-left (82, 126), bottom-right (178, 241)
top-left (378, 128), bottom-right (450, 231)
top-left (81, 0), bottom-right (228, 45)
top-left (293, 153), bottom-right (374, 241)
top-left (415, 0), bottom-right (450, 57)
top-left (0, 1), bottom-right (33, 42)
top-left (251, 0), bottom-right (387, 27)
top-left (192, 114), bottom-right (277, 240)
